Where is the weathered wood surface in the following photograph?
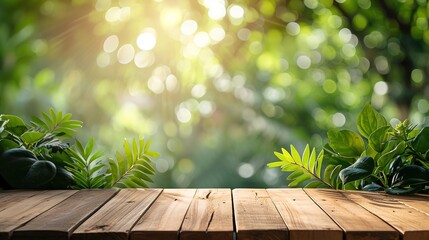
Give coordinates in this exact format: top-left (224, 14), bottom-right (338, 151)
top-left (2, 188), bottom-right (429, 240)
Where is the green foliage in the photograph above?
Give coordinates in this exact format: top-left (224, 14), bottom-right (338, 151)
top-left (268, 144), bottom-right (341, 188)
top-left (270, 103), bottom-right (429, 195)
top-left (107, 138), bottom-right (157, 188)
top-left (0, 148), bottom-right (58, 188)
top-left (0, 109), bottom-right (159, 190)
top-left (65, 138), bottom-right (106, 189)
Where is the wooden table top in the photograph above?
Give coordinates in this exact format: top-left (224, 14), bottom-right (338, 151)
top-left (1, 188), bottom-right (429, 240)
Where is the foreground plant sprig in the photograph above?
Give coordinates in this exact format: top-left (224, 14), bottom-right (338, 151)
top-left (268, 103), bottom-right (429, 195)
top-left (0, 108), bottom-right (158, 189)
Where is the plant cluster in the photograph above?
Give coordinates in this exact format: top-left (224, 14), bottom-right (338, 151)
top-left (268, 103), bottom-right (429, 195)
top-left (0, 108), bottom-right (158, 189)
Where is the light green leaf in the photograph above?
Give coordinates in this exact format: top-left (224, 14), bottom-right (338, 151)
top-left (357, 103), bottom-right (388, 139)
top-left (368, 126), bottom-right (391, 153)
top-left (20, 131), bottom-right (46, 145)
top-left (290, 144), bottom-right (302, 165)
top-left (327, 129), bottom-right (365, 157)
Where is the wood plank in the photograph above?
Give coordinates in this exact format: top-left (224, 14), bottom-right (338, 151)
top-left (130, 189), bottom-right (196, 240)
top-left (389, 194), bottom-right (429, 215)
top-left (12, 189), bottom-right (118, 240)
top-left (267, 189), bottom-right (342, 240)
top-left (180, 189), bottom-right (233, 240)
top-left (0, 190), bottom-right (77, 240)
top-left (71, 189), bottom-right (161, 240)
top-left (304, 189), bottom-right (399, 240)
top-left (0, 191), bottom-right (46, 212)
top-left (233, 189), bottom-right (288, 240)
top-left (345, 190), bottom-right (429, 240)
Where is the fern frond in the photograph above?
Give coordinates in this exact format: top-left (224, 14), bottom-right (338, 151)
top-left (106, 137), bottom-right (157, 188)
top-left (65, 138), bottom-right (107, 189)
top-left (30, 108), bottom-right (83, 139)
top-left (268, 144), bottom-right (339, 188)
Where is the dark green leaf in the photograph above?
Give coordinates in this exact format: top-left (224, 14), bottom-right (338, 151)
top-left (412, 127), bottom-right (429, 154)
top-left (339, 156), bottom-right (374, 184)
top-left (363, 183), bottom-right (383, 191)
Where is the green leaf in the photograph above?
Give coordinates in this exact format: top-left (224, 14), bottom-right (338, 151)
top-left (20, 131), bottom-right (46, 145)
top-left (267, 161), bottom-right (284, 168)
top-left (391, 165), bottom-right (429, 188)
top-left (0, 139), bottom-right (20, 154)
top-left (376, 141), bottom-right (406, 173)
top-left (327, 129), bottom-right (365, 157)
top-left (1, 115), bottom-right (28, 136)
top-left (30, 108), bottom-right (82, 139)
top-left (368, 126), bottom-right (391, 153)
top-left (385, 187), bottom-right (420, 195)
top-left (271, 145), bottom-right (332, 188)
top-left (108, 137), bottom-right (158, 188)
top-left (65, 139), bottom-right (106, 189)
top-left (0, 148), bottom-right (57, 188)
top-left (304, 181), bottom-right (323, 188)
top-left (412, 127), bottom-right (429, 154)
top-left (339, 156), bottom-right (374, 184)
top-left (302, 144), bottom-right (310, 169)
top-left (357, 103), bottom-right (388, 139)
top-left (316, 150), bottom-right (324, 177)
top-left (288, 174), bottom-right (312, 187)
top-left (363, 183), bottom-right (383, 191)
top-left (290, 145), bottom-right (302, 165)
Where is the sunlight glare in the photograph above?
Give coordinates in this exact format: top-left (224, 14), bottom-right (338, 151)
top-left (193, 32), bottom-right (211, 48)
top-left (103, 35), bottom-right (119, 53)
top-left (177, 107), bottom-right (192, 123)
top-left (137, 30), bottom-right (157, 51)
top-left (97, 52), bottom-right (110, 67)
top-left (161, 8), bottom-right (182, 27)
top-left (229, 5), bottom-right (244, 19)
top-left (134, 51), bottom-right (155, 68)
top-left (203, 0), bottom-right (226, 20)
top-left (147, 76), bottom-right (165, 94)
top-left (191, 84), bottom-right (207, 98)
top-left (209, 27), bottom-right (225, 42)
top-left (181, 20), bottom-right (198, 35)
top-left (117, 44), bottom-right (135, 64)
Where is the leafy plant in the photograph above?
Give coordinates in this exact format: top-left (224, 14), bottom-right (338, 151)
top-left (107, 138), bottom-right (157, 188)
top-left (0, 108), bottom-right (159, 189)
top-left (268, 103), bottom-right (429, 195)
top-left (267, 145), bottom-right (342, 188)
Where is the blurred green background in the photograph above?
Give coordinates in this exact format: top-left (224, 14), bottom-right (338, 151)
top-left (1, 0), bottom-right (428, 188)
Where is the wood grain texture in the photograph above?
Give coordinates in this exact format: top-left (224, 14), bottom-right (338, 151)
top-left (0, 191), bottom-right (45, 212)
top-left (267, 189), bottom-right (342, 240)
top-left (0, 190), bottom-right (77, 240)
top-left (71, 189), bottom-right (161, 240)
top-left (180, 189), bottom-right (233, 240)
top-left (304, 189), bottom-right (399, 240)
top-left (12, 189), bottom-right (118, 240)
top-left (345, 190), bottom-right (429, 240)
top-left (233, 189), bottom-right (288, 240)
top-left (130, 189), bottom-right (196, 240)
top-left (389, 194), bottom-right (429, 215)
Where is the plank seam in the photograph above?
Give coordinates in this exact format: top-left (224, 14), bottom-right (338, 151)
top-left (127, 188), bottom-right (164, 238)
top-left (341, 191), bottom-right (417, 237)
top-left (302, 189), bottom-right (346, 240)
top-left (9, 190), bottom-right (79, 239)
top-left (64, 189), bottom-right (121, 238)
top-left (176, 189), bottom-right (197, 240)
